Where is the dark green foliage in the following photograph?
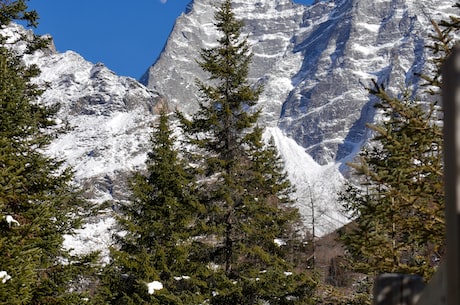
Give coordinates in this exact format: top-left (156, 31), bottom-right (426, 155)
top-left (99, 110), bottom-right (204, 304)
top-left (124, 110), bottom-right (201, 250)
top-left (0, 0), bottom-right (38, 27)
top-left (0, 2), bottom-right (96, 303)
top-left (102, 2), bottom-right (316, 304)
top-left (176, 1), bottom-right (316, 303)
top-left (337, 68), bottom-right (446, 303)
top-left (340, 80), bottom-right (444, 280)
top-left (339, 4), bottom-right (460, 283)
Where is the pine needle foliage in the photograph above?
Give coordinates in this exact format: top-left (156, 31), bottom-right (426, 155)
top-left (99, 110), bottom-right (205, 304)
top-left (0, 0), bottom-right (38, 27)
top-left (340, 82), bottom-right (444, 279)
top-left (0, 1), bottom-right (96, 304)
top-left (338, 3), bottom-right (460, 280)
top-left (177, 1), bottom-right (317, 304)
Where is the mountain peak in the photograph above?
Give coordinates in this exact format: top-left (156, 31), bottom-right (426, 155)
top-left (3, 0), bottom-right (453, 252)
top-left (136, 0), bottom-right (453, 236)
top-left (144, 0), bottom-right (451, 165)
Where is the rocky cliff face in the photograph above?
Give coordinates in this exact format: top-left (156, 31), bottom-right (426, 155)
top-left (142, 0), bottom-right (307, 122)
top-left (3, 23), bottom-right (164, 204)
top-left (2, 0), bottom-right (454, 252)
top-left (142, 0), bottom-right (452, 165)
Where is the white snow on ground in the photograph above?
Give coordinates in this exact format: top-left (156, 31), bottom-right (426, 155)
top-left (63, 217), bottom-right (117, 264)
top-left (46, 108), bottom-right (151, 180)
top-left (267, 127), bottom-right (349, 236)
top-left (0, 271), bottom-right (11, 284)
top-left (62, 126), bottom-right (350, 260)
top-left (274, 238), bottom-right (287, 247)
top-left (146, 281), bottom-right (163, 294)
top-left (4, 215), bottom-right (20, 227)
top-left (3, 23), bottom-right (351, 260)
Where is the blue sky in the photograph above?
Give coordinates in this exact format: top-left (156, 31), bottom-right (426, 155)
top-left (26, 0), bottom-right (314, 80)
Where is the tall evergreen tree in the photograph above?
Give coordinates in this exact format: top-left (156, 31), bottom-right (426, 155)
top-left (338, 4), bottom-right (459, 283)
top-left (178, 1), bottom-right (316, 304)
top-left (339, 83), bottom-right (444, 279)
top-left (0, 1), bottom-right (95, 304)
top-left (98, 109), bottom-right (204, 304)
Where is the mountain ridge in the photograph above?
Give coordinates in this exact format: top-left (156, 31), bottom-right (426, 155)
top-left (3, 0), bottom-right (453, 255)
top-left (143, 0), bottom-right (451, 165)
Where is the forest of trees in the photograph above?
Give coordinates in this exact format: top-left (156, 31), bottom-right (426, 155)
top-left (0, 0), bottom-right (458, 304)
top-left (97, 1), bottom-right (317, 304)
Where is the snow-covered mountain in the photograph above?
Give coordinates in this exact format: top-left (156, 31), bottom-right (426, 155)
top-left (4, 0), bottom-right (454, 255)
top-left (143, 0), bottom-right (451, 165)
top-left (140, 0), bottom-right (453, 235)
top-left (3, 24), bottom-right (166, 257)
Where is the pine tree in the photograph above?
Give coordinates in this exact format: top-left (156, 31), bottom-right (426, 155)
top-left (338, 3), bottom-right (460, 282)
top-left (0, 2), bottom-right (96, 304)
top-left (99, 109), bottom-right (205, 304)
top-left (178, 1), bottom-right (316, 304)
top-left (339, 21), bottom-right (449, 282)
top-left (0, 1), bottom-right (37, 27)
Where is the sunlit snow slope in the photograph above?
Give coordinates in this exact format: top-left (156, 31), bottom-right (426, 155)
top-left (142, 0), bottom-right (453, 235)
top-left (3, 0), bottom-right (454, 256)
